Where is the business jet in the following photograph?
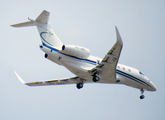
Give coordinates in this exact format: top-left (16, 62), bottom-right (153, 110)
top-left (11, 10), bottom-right (156, 99)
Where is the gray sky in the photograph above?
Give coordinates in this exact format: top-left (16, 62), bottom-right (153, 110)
top-left (0, 0), bottom-right (164, 120)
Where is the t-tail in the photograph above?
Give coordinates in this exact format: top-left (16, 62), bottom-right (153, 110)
top-left (11, 10), bottom-right (63, 49)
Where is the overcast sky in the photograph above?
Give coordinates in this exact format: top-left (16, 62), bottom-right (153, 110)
top-left (0, 0), bottom-right (165, 120)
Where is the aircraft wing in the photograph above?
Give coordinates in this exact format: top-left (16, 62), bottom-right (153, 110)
top-left (89, 27), bottom-right (123, 81)
top-left (14, 72), bottom-right (83, 86)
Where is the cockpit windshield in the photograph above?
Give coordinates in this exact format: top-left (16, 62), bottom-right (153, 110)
top-left (139, 71), bottom-right (145, 76)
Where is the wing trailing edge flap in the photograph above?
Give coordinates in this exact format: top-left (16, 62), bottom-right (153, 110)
top-left (89, 26), bottom-right (123, 81)
top-left (14, 71), bottom-right (81, 86)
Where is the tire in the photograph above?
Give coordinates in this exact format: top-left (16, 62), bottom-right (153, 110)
top-left (140, 95), bottom-right (145, 99)
top-left (93, 76), bottom-right (100, 82)
top-left (77, 83), bottom-right (83, 89)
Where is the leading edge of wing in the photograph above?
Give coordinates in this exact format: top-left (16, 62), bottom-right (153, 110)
top-left (14, 71), bottom-right (81, 86)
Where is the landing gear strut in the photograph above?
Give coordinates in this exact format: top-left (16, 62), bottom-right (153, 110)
top-left (77, 83), bottom-right (83, 89)
top-left (140, 89), bottom-right (145, 99)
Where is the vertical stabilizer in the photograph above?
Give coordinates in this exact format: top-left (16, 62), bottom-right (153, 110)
top-left (11, 10), bottom-right (63, 49)
top-left (36, 10), bottom-right (50, 24)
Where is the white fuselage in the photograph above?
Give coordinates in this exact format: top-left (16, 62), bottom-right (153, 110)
top-left (40, 43), bottom-right (156, 92)
top-left (11, 10), bottom-right (156, 100)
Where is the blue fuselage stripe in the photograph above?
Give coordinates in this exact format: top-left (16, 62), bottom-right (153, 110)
top-left (42, 43), bottom-right (96, 65)
top-left (42, 43), bottom-right (152, 88)
top-left (116, 69), bottom-right (152, 88)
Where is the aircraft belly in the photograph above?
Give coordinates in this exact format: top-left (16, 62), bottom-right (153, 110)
top-left (64, 62), bottom-right (93, 79)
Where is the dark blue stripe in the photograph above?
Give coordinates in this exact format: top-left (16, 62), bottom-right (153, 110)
top-left (116, 71), bottom-right (145, 86)
top-left (116, 69), bottom-right (152, 88)
top-left (41, 39), bottom-right (152, 88)
top-left (42, 43), bottom-right (97, 65)
top-left (43, 43), bottom-right (59, 52)
top-left (40, 32), bottom-right (53, 46)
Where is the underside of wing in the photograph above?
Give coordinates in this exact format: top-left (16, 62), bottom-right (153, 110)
top-left (14, 71), bottom-right (83, 86)
top-left (25, 77), bottom-right (81, 86)
top-left (89, 26), bottom-right (123, 82)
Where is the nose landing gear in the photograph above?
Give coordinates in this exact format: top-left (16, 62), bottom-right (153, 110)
top-left (140, 89), bottom-right (145, 99)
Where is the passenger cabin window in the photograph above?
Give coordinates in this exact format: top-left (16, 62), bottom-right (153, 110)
top-left (139, 71), bottom-right (145, 76)
top-left (118, 66), bottom-right (120, 69)
top-left (128, 69), bottom-right (131, 72)
top-left (123, 67), bottom-right (125, 70)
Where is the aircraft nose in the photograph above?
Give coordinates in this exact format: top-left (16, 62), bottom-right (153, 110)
top-left (150, 81), bottom-right (157, 91)
top-left (152, 85), bottom-right (157, 91)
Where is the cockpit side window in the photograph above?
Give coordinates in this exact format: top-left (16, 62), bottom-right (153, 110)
top-left (139, 71), bottom-right (145, 76)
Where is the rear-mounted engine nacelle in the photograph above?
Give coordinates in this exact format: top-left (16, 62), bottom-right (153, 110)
top-left (60, 45), bottom-right (90, 59)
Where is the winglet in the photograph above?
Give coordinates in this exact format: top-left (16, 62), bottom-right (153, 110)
top-left (14, 71), bottom-right (26, 84)
top-left (115, 26), bottom-right (123, 46)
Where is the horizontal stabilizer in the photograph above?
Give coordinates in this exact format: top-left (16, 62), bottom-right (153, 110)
top-left (11, 21), bottom-right (34, 27)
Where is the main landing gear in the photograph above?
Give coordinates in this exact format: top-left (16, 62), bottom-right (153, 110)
top-left (140, 89), bottom-right (145, 99)
top-left (92, 73), bottom-right (100, 82)
top-left (77, 83), bottom-right (83, 89)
